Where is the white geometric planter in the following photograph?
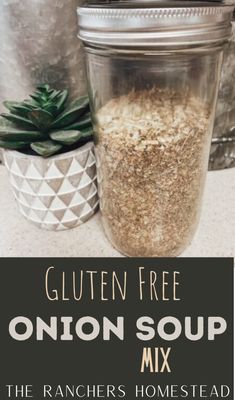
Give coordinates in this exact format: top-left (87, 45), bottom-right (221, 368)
top-left (3, 142), bottom-right (99, 231)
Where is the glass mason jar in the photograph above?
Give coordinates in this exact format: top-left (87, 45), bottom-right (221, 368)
top-left (78, 1), bottom-right (233, 257)
top-left (210, 15), bottom-right (235, 170)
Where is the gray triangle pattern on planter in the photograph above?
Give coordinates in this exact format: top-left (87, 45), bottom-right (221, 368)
top-left (4, 143), bottom-right (99, 231)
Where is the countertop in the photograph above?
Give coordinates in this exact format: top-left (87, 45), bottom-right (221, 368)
top-left (0, 166), bottom-right (234, 258)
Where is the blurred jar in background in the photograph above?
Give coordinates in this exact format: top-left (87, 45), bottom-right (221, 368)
top-left (209, 13), bottom-right (235, 170)
top-left (0, 0), bottom-right (87, 108)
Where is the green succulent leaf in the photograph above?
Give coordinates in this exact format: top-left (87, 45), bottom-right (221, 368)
top-left (56, 90), bottom-right (69, 113)
top-left (0, 139), bottom-right (29, 150)
top-left (30, 93), bottom-right (41, 103)
top-left (81, 126), bottom-right (93, 138)
top-left (48, 90), bottom-right (61, 102)
top-left (64, 113), bottom-right (92, 131)
top-left (31, 140), bottom-right (62, 157)
top-left (28, 109), bottom-right (54, 130)
top-left (22, 99), bottom-right (39, 109)
top-left (37, 84), bottom-right (51, 93)
top-left (4, 100), bottom-right (35, 118)
top-left (1, 85), bottom-right (92, 157)
top-left (50, 130), bottom-right (83, 145)
top-left (42, 104), bottom-right (58, 117)
top-left (0, 126), bottom-right (45, 142)
top-left (3, 101), bottom-right (21, 113)
top-left (3, 100), bottom-right (35, 117)
top-left (1, 113), bottom-right (36, 129)
top-left (51, 96), bottom-right (89, 129)
top-left (10, 104), bottom-right (35, 118)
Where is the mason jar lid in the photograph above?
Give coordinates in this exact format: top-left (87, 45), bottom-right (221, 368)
top-left (78, 0), bottom-right (235, 48)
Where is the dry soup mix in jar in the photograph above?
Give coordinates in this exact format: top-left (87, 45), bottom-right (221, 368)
top-left (78, 0), bottom-right (234, 257)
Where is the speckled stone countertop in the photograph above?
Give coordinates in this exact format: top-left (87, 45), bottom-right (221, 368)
top-left (0, 166), bottom-right (234, 257)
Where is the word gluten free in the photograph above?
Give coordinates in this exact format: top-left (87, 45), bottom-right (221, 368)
top-left (8, 266), bottom-right (228, 374)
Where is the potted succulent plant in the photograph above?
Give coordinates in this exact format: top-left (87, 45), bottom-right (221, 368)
top-left (0, 84), bottom-right (98, 230)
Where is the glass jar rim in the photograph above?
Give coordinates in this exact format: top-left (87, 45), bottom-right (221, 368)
top-left (85, 0), bottom-right (234, 7)
top-left (78, 1), bottom-right (234, 48)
